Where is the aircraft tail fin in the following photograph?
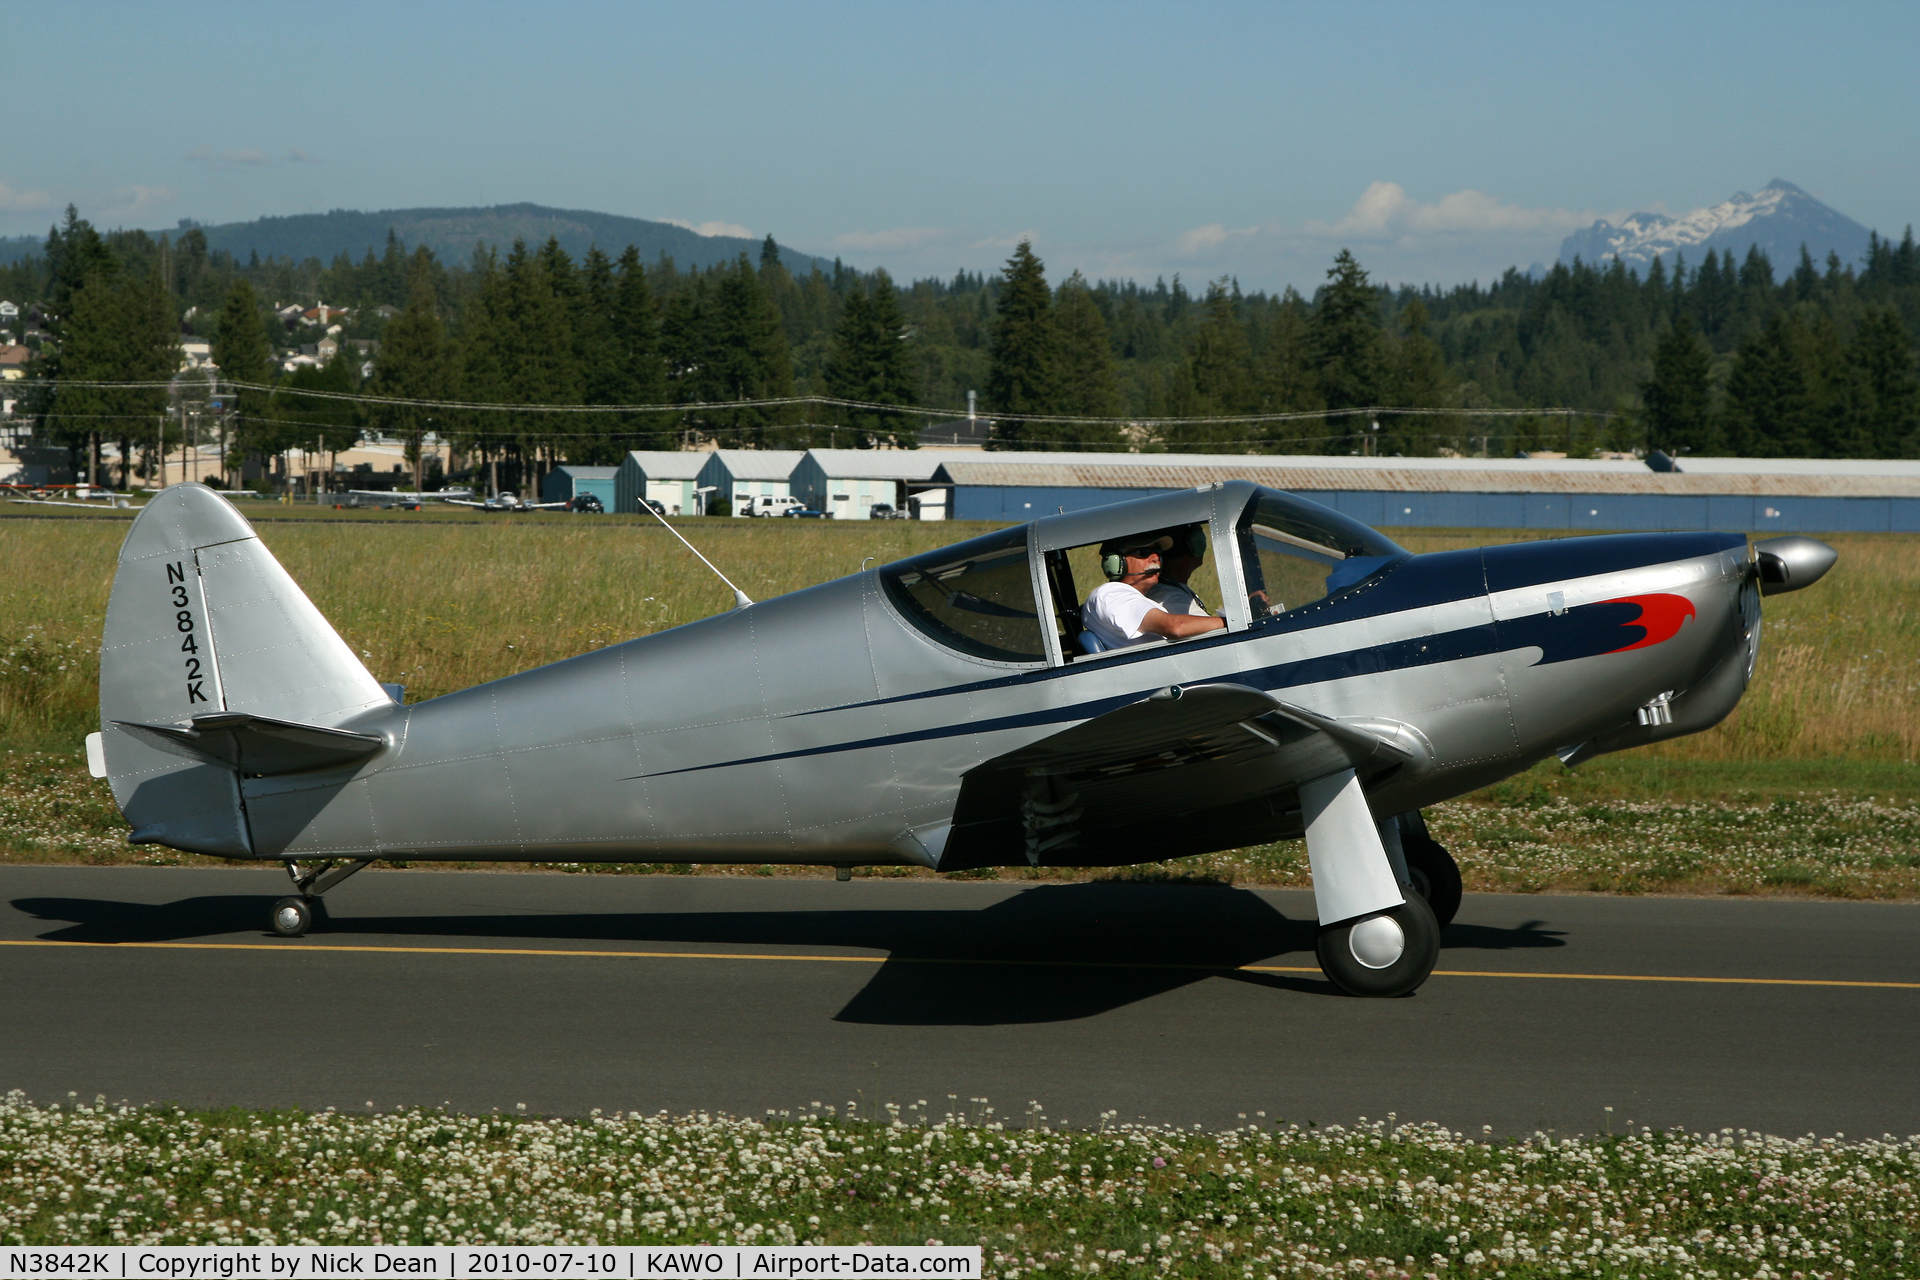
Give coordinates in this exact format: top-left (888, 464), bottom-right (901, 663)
top-left (98, 483), bottom-right (391, 855)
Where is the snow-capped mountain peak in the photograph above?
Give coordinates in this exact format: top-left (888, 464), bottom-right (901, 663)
top-left (1558, 180), bottom-right (1871, 277)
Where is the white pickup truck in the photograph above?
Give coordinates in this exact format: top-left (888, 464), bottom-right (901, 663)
top-left (735, 493), bottom-right (806, 517)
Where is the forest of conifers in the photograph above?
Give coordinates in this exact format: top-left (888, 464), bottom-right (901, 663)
top-left (5, 207), bottom-right (1918, 486)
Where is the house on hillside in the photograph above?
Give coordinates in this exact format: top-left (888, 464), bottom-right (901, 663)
top-left (614, 450), bottom-right (709, 514)
top-left (696, 450), bottom-right (806, 515)
top-left (0, 344), bottom-right (31, 381)
top-left (0, 301), bottom-right (18, 324)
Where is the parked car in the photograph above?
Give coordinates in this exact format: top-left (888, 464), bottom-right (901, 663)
top-left (870, 503), bottom-right (909, 520)
top-left (570, 493), bottom-right (606, 513)
top-left (640, 498), bottom-right (665, 515)
top-left (781, 506), bottom-right (830, 518)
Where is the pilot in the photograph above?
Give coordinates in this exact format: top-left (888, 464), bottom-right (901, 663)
top-left (1081, 534), bottom-right (1228, 650)
top-left (1143, 525), bottom-right (1216, 618)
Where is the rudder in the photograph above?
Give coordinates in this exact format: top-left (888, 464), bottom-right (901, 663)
top-left (97, 483), bottom-right (390, 855)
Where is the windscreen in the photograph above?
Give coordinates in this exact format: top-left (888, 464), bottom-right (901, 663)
top-left (880, 526), bottom-right (1046, 663)
top-left (1235, 488), bottom-right (1407, 619)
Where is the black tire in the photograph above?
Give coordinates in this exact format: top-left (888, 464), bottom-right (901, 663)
top-left (270, 896), bottom-right (314, 938)
top-left (1316, 893), bottom-right (1440, 997)
top-left (1402, 834), bottom-right (1462, 930)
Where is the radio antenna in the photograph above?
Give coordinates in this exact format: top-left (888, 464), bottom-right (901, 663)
top-left (636, 500), bottom-right (753, 610)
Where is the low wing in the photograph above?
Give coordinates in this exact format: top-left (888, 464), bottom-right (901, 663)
top-left (439, 498), bottom-right (485, 508)
top-left (114, 712), bottom-right (385, 777)
top-left (939, 682), bottom-right (1418, 870)
top-left (523, 500), bottom-right (570, 510)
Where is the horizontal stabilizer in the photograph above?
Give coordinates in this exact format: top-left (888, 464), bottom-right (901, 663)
top-left (114, 713), bottom-right (384, 777)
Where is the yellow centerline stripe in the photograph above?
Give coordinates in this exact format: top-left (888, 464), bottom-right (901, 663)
top-left (2, 938), bottom-right (1915, 989)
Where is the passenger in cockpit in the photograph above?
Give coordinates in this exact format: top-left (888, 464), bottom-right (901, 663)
top-left (1144, 524), bottom-right (1216, 618)
top-left (1081, 534), bottom-right (1227, 650)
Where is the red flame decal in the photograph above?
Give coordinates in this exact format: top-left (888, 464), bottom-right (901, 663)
top-left (1603, 593), bottom-right (1697, 653)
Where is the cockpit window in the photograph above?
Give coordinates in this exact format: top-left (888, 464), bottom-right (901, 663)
top-left (1236, 488), bottom-right (1407, 620)
top-left (880, 525), bottom-right (1046, 663)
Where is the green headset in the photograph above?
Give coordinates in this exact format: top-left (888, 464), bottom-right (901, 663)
top-left (1102, 526), bottom-right (1206, 580)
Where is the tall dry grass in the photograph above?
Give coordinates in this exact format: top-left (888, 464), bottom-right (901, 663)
top-left (2, 514), bottom-right (1913, 761)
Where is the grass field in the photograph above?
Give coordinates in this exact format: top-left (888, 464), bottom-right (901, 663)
top-left (3, 1093), bottom-right (1915, 1270)
top-left (4, 507), bottom-right (1917, 897)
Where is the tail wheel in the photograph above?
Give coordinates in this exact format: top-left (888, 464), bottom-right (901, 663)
top-left (1316, 893), bottom-right (1440, 997)
top-left (1402, 834), bottom-right (1462, 929)
top-left (270, 896), bottom-right (315, 938)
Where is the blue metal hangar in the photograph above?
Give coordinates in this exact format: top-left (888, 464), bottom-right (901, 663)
top-left (540, 464), bottom-right (617, 509)
top-left (929, 453), bottom-right (1920, 534)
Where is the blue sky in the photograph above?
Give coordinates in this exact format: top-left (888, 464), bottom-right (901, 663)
top-left (7, 0), bottom-right (1915, 291)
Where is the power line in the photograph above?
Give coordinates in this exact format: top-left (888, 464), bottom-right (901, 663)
top-left (12, 380), bottom-right (1618, 426)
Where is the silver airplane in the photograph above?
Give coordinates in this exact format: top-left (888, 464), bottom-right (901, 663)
top-left (442, 490), bottom-right (568, 512)
top-left (89, 480), bottom-right (1835, 996)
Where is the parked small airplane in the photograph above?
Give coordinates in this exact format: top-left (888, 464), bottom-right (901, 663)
top-left (340, 488), bottom-right (473, 510)
top-left (442, 490), bottom-right (569, 512)
top-left (90, 480), bottom-right (1835, 995)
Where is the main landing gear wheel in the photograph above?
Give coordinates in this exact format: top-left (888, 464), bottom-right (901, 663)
top-left (1402, 834), bottom-right (1462, 930)
top-left (270, 896), bottom-right (315, 938)
top-left (1315, 893), bottom-right (1440, 997)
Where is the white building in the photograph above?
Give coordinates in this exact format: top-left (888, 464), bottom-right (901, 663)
top-left (695, 450), bottom-right (806, 515)
top-left (790, 448), bottom-right (982, 519)
top-left (614, 450), bottom-right (710, 515)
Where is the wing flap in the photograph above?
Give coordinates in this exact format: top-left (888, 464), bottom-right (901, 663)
top-left (114, 713), bottom-right (385, 777)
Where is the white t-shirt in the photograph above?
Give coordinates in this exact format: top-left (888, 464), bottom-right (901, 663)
top-left (1145, 580), bottom-right (1210, 617)
top-left (1081, 581), bottom-right (1165, 650)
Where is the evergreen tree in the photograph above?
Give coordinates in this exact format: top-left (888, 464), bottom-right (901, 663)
top-left (1047, 272), bottom-right (1122, 445)
top-left (276, 349), bottom-right (364, 485)
top-left (1168, 281), bottom-right (1253, 448)
top-left (824, 272), bottom-right (917, 447)
top-left (1641, 315), bottom-right (1719, 455)
top-left (1722, 314), bottom-right (1812, 456)
top-left (1839, 307), bottom-right (1920, 457)
top-left (1386, 299), bottom-right (1456, 455)
top-left (1251, 288), bottom-right (1318, 447)
top-left (368, 267), bottom-right (454, 489)
top-left (698, 256), bottom-right (797, 446)
top-left (48, 264), bottom-right (177, 487)
top-left (607, 246), bottom-right (667, 448)
top-left (211, 279), bottom-right (275, 480)
top-left (1309, 250), bottom-right (1386, 451)
top-left (985, 241), bottom-right (1056, 447)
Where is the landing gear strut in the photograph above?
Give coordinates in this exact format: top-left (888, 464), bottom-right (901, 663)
top-left (1395, 811), bottom-right (1462, 930)
top-left (269, 858), bottom-right (373, 937)
top-left (1300, 770), bottom-right (1441, 998)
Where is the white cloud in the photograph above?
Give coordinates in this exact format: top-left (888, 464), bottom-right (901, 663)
top-left (1175, 223), bottom-right (1257, 255)
top-left (0, 181), bottom-right (53, 214)
top-left (661, 218), bottom-right (755, 239)
top-left (830, 226), bottom-right (954, 253)
top-left (1163, 184), bottom-right (1609, 266)
top-left (1314, 182), bottom-right (1594, 238)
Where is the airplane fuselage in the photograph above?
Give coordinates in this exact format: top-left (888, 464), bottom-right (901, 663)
top-left (234, 527), bottom-right (1754, 869)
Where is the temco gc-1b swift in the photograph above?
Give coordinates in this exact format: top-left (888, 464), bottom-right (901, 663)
top-left (92, 480), bottom-right (1835, 995)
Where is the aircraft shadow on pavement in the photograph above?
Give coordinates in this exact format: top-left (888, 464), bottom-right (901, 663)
top-left (11, 884), bottom-right (1565, 1025)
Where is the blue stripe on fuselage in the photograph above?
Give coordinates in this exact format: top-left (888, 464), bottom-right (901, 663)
top-left (632, 532), bottom-right (1740, 780)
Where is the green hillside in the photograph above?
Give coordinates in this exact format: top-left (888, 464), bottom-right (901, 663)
top-left (0, 203), bottom-right (832, 275)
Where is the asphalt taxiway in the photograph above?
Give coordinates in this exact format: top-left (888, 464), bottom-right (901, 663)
top-left (3, 865), bottom-right (1915, 1136)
